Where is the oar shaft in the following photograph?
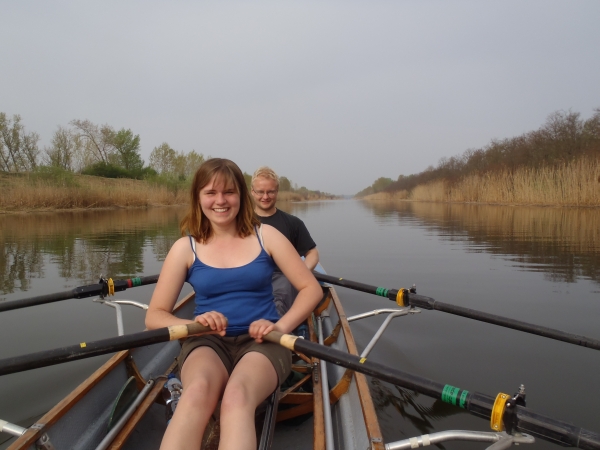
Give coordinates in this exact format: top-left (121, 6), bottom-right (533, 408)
top-left (409, 294), bottom-right (600, 351)
top-left (0, 275), bottom-right (160, 313)
top-left (313, 272), bottom-right (400, 301)
top-left (266, 331), bottom-right (600, 449)
top-left (0, 322), bottom-right (210, 376)
top-left (312, 272), bottom-right (600, 352)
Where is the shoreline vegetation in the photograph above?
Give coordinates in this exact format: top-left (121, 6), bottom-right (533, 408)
top-left (356, 109), bottom-right (600, 208)
top-left (0, 172), bottom-right (338, 214)
top-left (1, 113), bottom-right (337, 214)
top-left (362, 155), bottom-right (600, 207)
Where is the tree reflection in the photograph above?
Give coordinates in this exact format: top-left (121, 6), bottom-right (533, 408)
top-left (0, 241), bottom-right (44, 293)
top-left (0, 207), bottom-right (185, 296)
top-left (359, 200), bottom-right (600, 285)
top-left (370, 378), bottom-right (464, 445)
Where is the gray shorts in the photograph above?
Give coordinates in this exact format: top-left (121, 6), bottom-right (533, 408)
top-left (179, 334), bottom-right (292, 384)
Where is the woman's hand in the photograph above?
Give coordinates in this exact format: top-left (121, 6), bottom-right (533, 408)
top-left (249, 319), bottom-right (278, 343)
top-left (194, 311), bottom-right (227, 336)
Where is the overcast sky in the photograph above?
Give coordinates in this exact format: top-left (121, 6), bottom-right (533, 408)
top-left (2, 1), bottom-right (599, 195)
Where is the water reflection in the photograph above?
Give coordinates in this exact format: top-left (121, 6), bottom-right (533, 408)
top-left (277, 200), bottom-right (337, 215)
top-left (0, 207), bottom-right (186, 299)
top-left (359, 200), bottom-right (600, 285)
top-left (370, 379), bottom-right (464, 438)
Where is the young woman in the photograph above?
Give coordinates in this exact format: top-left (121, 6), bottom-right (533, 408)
top-left (145, 158), bottom-right (322, 450)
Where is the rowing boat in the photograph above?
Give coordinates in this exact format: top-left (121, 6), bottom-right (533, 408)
top-left (3, 271), bottom-right (384, 450)
top-left (3, 270), bottom-right (600, 449)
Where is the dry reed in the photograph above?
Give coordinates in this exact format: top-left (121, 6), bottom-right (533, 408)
top-left (408, 156), bottom-right (600, 206)
top-left (0, 173), bottom-right (188, 212)
top-left (0, 174), bottom-right (332, 213)
top-left (361, 190), bottom-right (409, 201)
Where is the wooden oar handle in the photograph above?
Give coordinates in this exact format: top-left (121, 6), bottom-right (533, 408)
top-left (186, 322), bottom-right (215, 335)
top-left (263, 331), bottom-right (298, 350)
top-left (168, 321), bottom-right (226, 340)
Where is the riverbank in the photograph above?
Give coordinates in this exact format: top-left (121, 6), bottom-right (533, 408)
top-left (362, 156), bottom-right (600, 207)
top-left (0, 172), bottom-right (186, 213)
top-left (0, 172), bottom-right (335, 213)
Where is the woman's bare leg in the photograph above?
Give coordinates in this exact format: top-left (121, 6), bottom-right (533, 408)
top-left (160, 347), bottom-right (229, 450)
top-left (218, 352), bottom-right (278, 450)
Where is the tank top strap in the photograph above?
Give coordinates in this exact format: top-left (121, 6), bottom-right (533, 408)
top-left (255, 224), bottom-right (265, 251)
top-left (188, 235), bottom-right (198, 261)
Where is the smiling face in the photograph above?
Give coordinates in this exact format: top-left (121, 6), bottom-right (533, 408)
top-left (200, 174), bottom-right (240, 228)
top-left (251, 176), bottom-right (279, 216)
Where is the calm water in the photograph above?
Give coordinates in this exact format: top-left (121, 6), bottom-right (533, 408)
top-left (1, 201), bottom-right (599, 449)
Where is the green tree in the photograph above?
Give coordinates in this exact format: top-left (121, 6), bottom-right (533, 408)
top-left (279, 176), bottom-right (292, 191)
top-left (149, 142), bottom-right (176, 174)
top-left (70, 119), bottom-right (116, 164)
top-left (372, 177), bottom-right (393, 193)
top-left (185, 150), bottom-right (205, 178)
top-left (243, 172), bottom-right (252, 190)
top-left (112, 128), bottom-right (143, 171)
top-left (44, 126), bottom-right (82, 171)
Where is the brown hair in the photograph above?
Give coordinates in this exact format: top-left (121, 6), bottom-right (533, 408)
top-left (180, 158), bottom-right (259, 243)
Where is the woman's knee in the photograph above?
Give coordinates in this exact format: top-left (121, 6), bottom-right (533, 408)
top-left (181, 376), bottom-right (221, 407)
top-left (220, 382), bottom-right (252, 412)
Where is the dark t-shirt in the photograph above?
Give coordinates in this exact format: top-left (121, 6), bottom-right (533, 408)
top-left (258, 209), bottom-right (316, 258)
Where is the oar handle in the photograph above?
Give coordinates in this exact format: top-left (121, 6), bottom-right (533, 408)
top-left (186, 322), bottom-right (217, 336)
top-left (263, 330), bottom-right (298, 350)
top-left (0, 321), bottom-right (219, 376)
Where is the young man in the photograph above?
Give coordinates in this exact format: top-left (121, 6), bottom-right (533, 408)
top-left (251, 167), bottom-right (320, 316)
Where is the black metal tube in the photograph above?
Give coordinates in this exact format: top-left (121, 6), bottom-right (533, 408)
top-left (408, 294), bottom-right (600, 351)
top-left (0, 328), bottom-right (169, 375)
top-left (0, 321), bottom-right (209, 376)
top-left (312, 272), bottom-right (600, 352)
top-left (0, 274), bottom-right (160, 313)
top-left (288, 336), bottom-right (600, 449)
top-left (313, 272), bottom-right (401, 300)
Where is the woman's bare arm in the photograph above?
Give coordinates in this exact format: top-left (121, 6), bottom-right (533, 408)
top-left (145, 237), bottom-right (195, 330)
top-left (262, 225), bottom-right (322, 334)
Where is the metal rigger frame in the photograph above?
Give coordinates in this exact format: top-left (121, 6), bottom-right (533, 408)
top-left (341, 298), bottom-right (536, 450)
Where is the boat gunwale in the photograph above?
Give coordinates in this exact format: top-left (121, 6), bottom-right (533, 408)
top-left (326, 284), bottom-right (384, 450)
top-left (6, 292), bottom-right (196, 450)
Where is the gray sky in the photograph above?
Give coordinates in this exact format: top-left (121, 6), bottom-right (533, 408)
top-left (2, 1), bottom-right (599, 195)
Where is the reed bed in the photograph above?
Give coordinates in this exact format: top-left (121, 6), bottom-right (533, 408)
top-left (0, 172), bottom-right (333, 213)
top-left (408, 156), bottom-right (600, 206)
top-left (0, 173), bottom-right (188, 212)
top-left (361, 190), bottom-right (409, 200)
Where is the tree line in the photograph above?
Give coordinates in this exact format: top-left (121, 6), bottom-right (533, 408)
top-left (0, 112), bottom-right (323, 197)
top-left (0, 113), bottom-right (208, 181)
top-left (356, 108), bottom-right (600, 197)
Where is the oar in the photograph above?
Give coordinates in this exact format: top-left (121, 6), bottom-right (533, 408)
top-left (0, 322), bottom-right (212, 376)
top-left (1, 326), bottom-right (598, 449)
top-left (0, 274), bottom-right (160, 313)
top-left (313, 271), bottom-right (600, 351)
top-left (265, 331), bottom-right (600, 449)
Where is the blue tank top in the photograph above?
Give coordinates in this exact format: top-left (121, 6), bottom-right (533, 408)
top-left (186, 230), bottom-right (279, 336)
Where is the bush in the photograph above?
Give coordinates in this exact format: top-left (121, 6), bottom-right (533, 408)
top-left (82, 162), bottom-right (131, 179)
top-left (31, 165), bottom-right (79, 187)
top-left (143, 171), bottom-right (191, 194)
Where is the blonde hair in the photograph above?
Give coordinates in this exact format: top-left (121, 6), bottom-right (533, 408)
top-left (180, 158), bottom-right (259, 243)
top-left (251, 166), bottom-right (279, 188)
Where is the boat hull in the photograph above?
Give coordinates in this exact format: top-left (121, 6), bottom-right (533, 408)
top-left (8, 280), bottom-right (383, 450)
